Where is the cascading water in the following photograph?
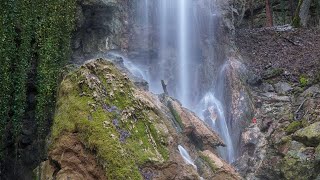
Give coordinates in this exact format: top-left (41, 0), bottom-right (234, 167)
top-left (178, 145), bottom-right (197, 169)
top-left (129, 0), bottom-right (236, 163)
top-left (196, 92), bottom-right (235, 162)
top-left (177, 0), bottom-right (190, 106)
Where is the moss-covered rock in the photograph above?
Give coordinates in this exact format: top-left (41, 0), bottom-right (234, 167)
top-left (280, 141), bottom-right (319, 180)
top-left (293, 122), bottom-right (320, 147)
top-left (285, 121), bottom-right (302, 134)
top-left (51, 59), bottom-right (170, 179)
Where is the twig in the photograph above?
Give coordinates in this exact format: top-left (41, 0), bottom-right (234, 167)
top-left (294, 99), bottom-right (307, 120)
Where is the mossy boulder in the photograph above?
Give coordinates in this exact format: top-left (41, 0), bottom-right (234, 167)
top-left (285, 121), bottom-right (302, 134)
top-left (50, 59), bottom-right (169, 179)
top-left (293, 122), bottom-right (320, 147)
top-left (280, 141), bottom-right (319, 180)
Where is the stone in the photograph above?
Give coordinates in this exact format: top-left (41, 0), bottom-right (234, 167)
top-left (293, 122), bottom-right (320, 147)
top-left (198, 150), bottom-right (241, 180)
top-left (262, 68), bottom-right (283, 79)
top-left (246, 74), bottom-right (262, 86)
top-left (301, 84), bottom-right (320, 97)
top-left (274, 82), bottom-right (293, 95)
top-left (260, 83), bottom-right (274, 92)
top-left (280, 141), bottom-right (319, 180)
top-left (261, 92), bottom-right (290, 102)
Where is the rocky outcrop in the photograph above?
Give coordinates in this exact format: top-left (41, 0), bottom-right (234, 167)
top-left (72, 0), bottom-right (129, 64)
top-left (293, 122), bottom-right (320, 147)
top-left (196, 150), bottom-right (241, 180)
top-left (37, 59), bottom-right (240, 179)
top-left (234, 52), bottom-right (320, 179)
top-left (280, 141), bottom-right (319, 180)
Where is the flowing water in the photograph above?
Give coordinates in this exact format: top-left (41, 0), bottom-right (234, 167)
top-left (127, 0), bottom-right (236, 163)
top-left (178, 145), bottom-right (197, 169)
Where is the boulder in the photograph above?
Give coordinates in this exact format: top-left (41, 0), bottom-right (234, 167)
top-left (169, 99), bottom-right (225, 149)
top-left (301, 84), bottom-right (320, 97)
top-left (274, 82), bottom-right (293, 95)
top-left (280, 141), bottom-right (319, 180)
top-left (293, 122), bottom-right (320, 147)
top-left (195, 150), bottom-right (241, 180)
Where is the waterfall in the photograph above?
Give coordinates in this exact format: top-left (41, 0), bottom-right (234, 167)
top-left (177, 0), bottom-right (190, 106)
top-left (196, 92), bottom-right (235, 162)
top-left (128, 0), bottom-right (236, 163)
top-left (178, 145), bottom-right (197, 169)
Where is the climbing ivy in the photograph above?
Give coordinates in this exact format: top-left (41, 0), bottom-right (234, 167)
top-left (35, 0), bottom-right (76, 137)
top-left (0, 0), bottom-right (16, 159)
top-left (0, 0), bottom-right (76, 161)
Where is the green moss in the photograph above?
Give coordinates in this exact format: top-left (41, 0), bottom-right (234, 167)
top-left (167, 101), bottom-right (184, 132)
top-left (299, 75), bottom-right (309, 87)
top-left (199, 153), bottom-right (217, 173)
top-left (285, 121), bottom-right (302, 134)
top-left (52, 60), bottom-right (169, 179)
top-left (263, 68), bottom-right (283, 79)
top-left (292, 0), bottom-right (303, 28)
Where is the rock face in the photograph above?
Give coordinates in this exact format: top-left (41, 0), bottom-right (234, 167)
top-left (280, 141), bottom-right (318, 180)
top-left (38, 59), bottom-right (240, 179)
top-left (72, 0), bottom-right (129, 64)
top-left (234, 52), bottom-right (320, 179)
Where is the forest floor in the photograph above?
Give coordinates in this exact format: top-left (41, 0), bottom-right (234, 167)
top-left (236, 27), bottom-right (320, 84)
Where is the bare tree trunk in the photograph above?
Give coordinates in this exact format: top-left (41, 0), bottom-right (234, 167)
top-left (265, 0), bottom-right (273, 27)
top-left (299, 0), bottom-right (312, 27)
top-left (250, 0), bottom-right (254, 28)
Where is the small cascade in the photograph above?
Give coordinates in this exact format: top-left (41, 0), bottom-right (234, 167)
top-left (178, 145), bottom-right (197, 169)
top-left (196, 92), bottom-right (235, 163)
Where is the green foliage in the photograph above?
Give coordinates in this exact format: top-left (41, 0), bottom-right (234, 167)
top-left (167, 101), bottom-right (184, 132)
top-left (285, 121), bottom-right (302, 134)
top-left (299, 75), bottom-right (309, 87)
top-left (0, 0), bottom-right (76, 160)
top-left (35, 0), bottom-right (76, 138)
top-left (0, 0), bottom-right (17, 158)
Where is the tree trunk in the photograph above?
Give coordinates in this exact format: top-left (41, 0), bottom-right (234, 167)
top-left (265, 0), bottom-right (273, 27)
top-left (249, 0), bottom-right (254, 28)
top-left (299, 0), bottom-right (312, 26)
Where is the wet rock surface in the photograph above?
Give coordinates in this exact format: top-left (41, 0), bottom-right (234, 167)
top-left (72, 0), bottom-right (129, 64)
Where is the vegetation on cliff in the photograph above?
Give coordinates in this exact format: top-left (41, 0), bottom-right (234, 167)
top-left (0, 0), bottom-right (76, 168)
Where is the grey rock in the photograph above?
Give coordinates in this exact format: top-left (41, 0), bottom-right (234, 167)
top-left (247, 74), bottom-right (262, 86)
top-left (281, 141), bottom-right (318, 180)
top-left (274, 82), bottom-right (293, 95)
top-left (301, 84), bottom-right (320, 97)
top-left (260, 83), bottom-right (274, 92)
top-left (261, 92), bottom-right (290, 102)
